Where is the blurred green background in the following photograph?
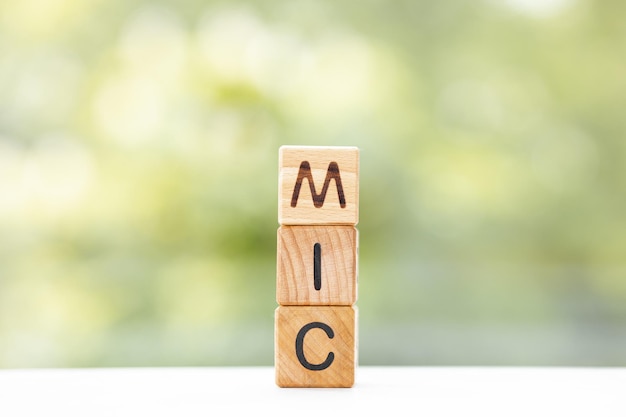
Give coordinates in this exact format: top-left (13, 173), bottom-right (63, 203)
top-left (1, 0), bottom-right (625, 368)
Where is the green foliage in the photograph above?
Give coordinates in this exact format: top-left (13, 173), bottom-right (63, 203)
top-left (1, 0), bottom-right (625, 367)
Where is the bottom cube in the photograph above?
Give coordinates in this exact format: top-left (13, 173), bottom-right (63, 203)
top-left (275, 305), bottom-right (357, 388)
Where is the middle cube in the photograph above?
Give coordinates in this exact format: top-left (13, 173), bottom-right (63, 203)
top-left (277, 225), bottom-right (358, 306)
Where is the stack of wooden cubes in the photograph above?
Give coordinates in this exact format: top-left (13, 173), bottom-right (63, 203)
top-left (275, 146), bottom-right (359, 388)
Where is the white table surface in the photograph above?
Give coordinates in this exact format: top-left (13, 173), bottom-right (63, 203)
top-left (1, 366), bottom-right (624, 416)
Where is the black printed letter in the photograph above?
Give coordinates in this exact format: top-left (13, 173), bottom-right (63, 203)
top-left (295, 322), bottom-right (335, 371)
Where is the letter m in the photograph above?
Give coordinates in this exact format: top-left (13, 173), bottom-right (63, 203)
top-left (290, 161), bottom-right (346, 208)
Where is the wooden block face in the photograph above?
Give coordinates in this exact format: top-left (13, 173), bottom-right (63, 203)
top-left (279, 146), bottom-right (359, 225)
top-left (277, 226), bottom-right (357, 306)
top-left (275, 306), bottom-right (357, 388)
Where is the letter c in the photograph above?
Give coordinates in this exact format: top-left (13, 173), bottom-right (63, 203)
top-left (295, 322), bottom-right (335, 371)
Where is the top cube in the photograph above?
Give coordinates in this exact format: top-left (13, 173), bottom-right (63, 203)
top-left (279, 146), bottom-right (359, 225)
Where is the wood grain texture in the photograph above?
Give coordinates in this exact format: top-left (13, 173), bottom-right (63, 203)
top-left (277, 226), bottom-right (358, 306)
top-left (278, 146), bottom-right (359, 225)
top-left (275, 306), bottom-right (357, 388)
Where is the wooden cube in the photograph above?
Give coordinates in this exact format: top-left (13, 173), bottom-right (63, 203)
top-left (279, 146), bottom-right (359, 225)
top-left (275, 306), bottom-right (357, 388)
top-left (277, 225), bottom-right (358, 306)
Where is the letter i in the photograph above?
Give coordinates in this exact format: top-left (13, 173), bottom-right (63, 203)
top-left (314, 243), bottom-right (321, 291)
